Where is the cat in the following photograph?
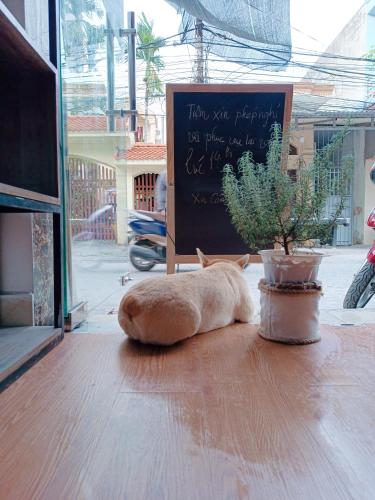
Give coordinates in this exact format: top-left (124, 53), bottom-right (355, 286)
top-left (118, 248), bottom-right (253, 346)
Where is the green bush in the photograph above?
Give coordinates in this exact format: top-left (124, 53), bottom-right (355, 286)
top-left (222, 123), bottom-right (353, 255)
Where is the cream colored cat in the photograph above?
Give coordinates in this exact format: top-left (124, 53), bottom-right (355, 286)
top-left (118, 249), bottom-right (253, 345)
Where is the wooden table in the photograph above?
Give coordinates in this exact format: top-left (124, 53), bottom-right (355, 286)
top-left (0, 324), bottom-right (374, 499)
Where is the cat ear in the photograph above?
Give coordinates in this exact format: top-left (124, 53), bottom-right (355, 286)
top-left (236, 254), bottom-right (250, 269)
top-left (196, 248), bottom-right (210, 268)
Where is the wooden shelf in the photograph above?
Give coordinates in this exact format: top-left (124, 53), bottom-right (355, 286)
top-left (0, 193), bottom-right (61, 213)
top-left (0, 4), bottom-right (59, 199)
top-left (0, 1), bottom-right (57, 74)
top-left (0, 184), bottom-right (60, 208)
top-left (0, 0), bottom-right (63, 387)
top-left (0, 326), bottom-right (62, 384)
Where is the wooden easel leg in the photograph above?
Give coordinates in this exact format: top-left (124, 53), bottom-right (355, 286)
top-left (166, 238), bottom-right (175, 274)
top-left (167, 259), bottom-right (175, 274)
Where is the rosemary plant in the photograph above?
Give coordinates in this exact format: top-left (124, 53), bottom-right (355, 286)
top-left (222, 123), bottom-right (353, 255)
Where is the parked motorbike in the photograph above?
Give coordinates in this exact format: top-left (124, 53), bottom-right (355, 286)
top-left (343, 163), bottom-right (375, 308)
top-left (128, 210), bottom-right (167, 271)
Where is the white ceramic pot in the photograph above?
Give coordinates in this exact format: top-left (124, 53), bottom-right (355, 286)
top-left (258, 280), bottom-right (322, 344)
top-left (259, 249), bottom-right (324, 283)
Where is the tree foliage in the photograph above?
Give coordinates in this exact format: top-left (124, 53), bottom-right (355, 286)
top-left (222, 123), bottom-right (353, 255)
top-left (136, 13), bottom-right (165, 141)
top-left (136, 13), bottom-right (165, 95)
top-left (62, 0), bottom-right (105, 72)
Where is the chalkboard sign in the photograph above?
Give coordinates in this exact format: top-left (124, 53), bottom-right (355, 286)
top-left (166, 84), bottom-right (293, 273)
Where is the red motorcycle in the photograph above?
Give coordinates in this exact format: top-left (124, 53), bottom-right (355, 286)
top-left (344, 163), bottom-right (375, 308)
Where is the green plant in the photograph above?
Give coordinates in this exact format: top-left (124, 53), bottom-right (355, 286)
top-left (222, 123), bottom-right (353, 255)
top-left (136, 13), bottom-right (165, 141)
top-left (61, 0), bottom-right (105, 72)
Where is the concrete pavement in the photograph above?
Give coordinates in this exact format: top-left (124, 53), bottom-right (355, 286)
top-left (72, 242), bottom-right (375, 333)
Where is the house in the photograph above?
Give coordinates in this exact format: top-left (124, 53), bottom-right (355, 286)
top-left (298, 1), bottom-right (375, 245)
top-left (114, 143), bottom-right (166, 244)
top-left (303, 1), bottom-right (375, 104)
top-left (67, 115), bottom-right (167, 244)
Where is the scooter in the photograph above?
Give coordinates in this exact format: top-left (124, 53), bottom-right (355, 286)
top-left (127, 210), bottom-right (351, 272)
top-left (128, 210), bottom-right (167, 271)
top-left (343, 163), bottom-right (375, 308)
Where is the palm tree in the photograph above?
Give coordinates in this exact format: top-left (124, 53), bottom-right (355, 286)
top-left (61, 0), bottom-right (105, 73)
top-left (136, 13), bottom-right (165, 142)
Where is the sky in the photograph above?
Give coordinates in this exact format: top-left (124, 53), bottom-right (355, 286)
top-left (117, 0), bottom-right (367, 114)
top-left (63, 0), bottom-right (369, 115)
top-left (123, 0), bottom-right (365, 51)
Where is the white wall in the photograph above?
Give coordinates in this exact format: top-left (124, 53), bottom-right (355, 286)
top-left (68, 134), bottom-right (128, 168)
top-left (24, 0), bottom-right (50, 59)
top-left (364, 157), bottom-right (375, 244)
top-left (124, 161), bottom-right (166, 208)
top-left (115, 160), bottom-right (166, 244)
top-left (303, 5), bottom-right (368, 102)
top-left (0, 213), bottom-right (33, 293)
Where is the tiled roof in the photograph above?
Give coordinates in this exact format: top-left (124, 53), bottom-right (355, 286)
top-left (115, 143), bottom-right (167, 161)
top-left (67, 115), bottom-right (126, 132)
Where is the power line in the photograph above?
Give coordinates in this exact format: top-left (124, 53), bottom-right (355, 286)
top-left (136, 28), bottom-right (195, 50)
top-left (137, 25), bottom-right (375, 65)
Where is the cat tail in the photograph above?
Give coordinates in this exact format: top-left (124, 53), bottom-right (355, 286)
top-left (122, 295), bottom-right (140, 320)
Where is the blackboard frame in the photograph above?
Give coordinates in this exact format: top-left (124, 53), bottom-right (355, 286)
top-left (166, 83), bottom-right (293, 274)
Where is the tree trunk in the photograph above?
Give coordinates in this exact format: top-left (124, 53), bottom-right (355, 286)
top-left (144, 85), bottom-right (149, 143)
top-left (194, 18), bottom-right (204, 83)
top-left (283, 235), bottom-right (290, 255)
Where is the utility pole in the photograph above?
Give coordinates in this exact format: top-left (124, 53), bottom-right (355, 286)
top-left (114, 12), bottom-right (137, 247)
top-left (106, 14), bottom-right (115, 132)
top-left (194, 18), bottom-right (205, 83)
top-left (127, 11), bottom-right (137, 133)
top-left (107, 13), bottom-right (136, 133)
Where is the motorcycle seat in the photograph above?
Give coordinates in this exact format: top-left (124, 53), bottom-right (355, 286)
top-left (136, 210), bottom-right (166, 223)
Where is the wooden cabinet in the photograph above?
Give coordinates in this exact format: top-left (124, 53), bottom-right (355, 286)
top-left (0, 0), bottom-right (63, 389)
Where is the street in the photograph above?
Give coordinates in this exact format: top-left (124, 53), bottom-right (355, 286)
top-left (72, 241), bottom-right (375, 332)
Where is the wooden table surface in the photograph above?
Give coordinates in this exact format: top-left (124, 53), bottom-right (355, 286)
top-left (0, 324), bottom-right (374, 500)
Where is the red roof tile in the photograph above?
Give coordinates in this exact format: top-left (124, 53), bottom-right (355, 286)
top-left (67, 115), bottom-right (126, 132)
top-left (115, 143), bottom-right (166, 161)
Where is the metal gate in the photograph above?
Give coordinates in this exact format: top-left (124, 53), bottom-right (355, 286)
top-left (314, 129), bottom-right (353, 246)
top-left (134, 173), bottom-right (158, 211)
top-left (69, 156), bottom-right (117, 240)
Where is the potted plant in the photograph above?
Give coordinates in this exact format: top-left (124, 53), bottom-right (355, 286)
top-left (222, 123), bottom-right (353, 344)
top-left (222, 123), bottom-right (353, 284)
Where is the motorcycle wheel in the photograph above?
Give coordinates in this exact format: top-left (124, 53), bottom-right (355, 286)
top-left (129, 242), bottom-right (156, 271)
top-left (343, 261), bottom-right (375, 308)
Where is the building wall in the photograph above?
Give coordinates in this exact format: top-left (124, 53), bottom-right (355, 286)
top-left (291, 123), bottom-right (375, 245)
top-left (300, 3), bottom-right (375, 244)
top-left (303, 1), bottom-right (375, 103)
top-left (115, 160), bottom-right (166, 244)
top-left (352, 129), bottom-right (366, 244)
top-left (124, 161), bottom-right (166, 208)
top-left (67, 110), bottom-right (160, 164)
top-left (288, 124), bottom-right (314, 169)
top-left (67, 130), bottom-right (166, 244)
top-left (364, 129), bottom-right (375, 244)
top-left (364, 158), bottom-right (375, 244)
top-left (68, 134), bottom-right (128, 168)
top-left (68, 125), bottom-right (375, 246)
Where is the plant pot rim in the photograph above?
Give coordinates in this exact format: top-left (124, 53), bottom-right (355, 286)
top-left (258, 249), bottom-right (325, 258)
